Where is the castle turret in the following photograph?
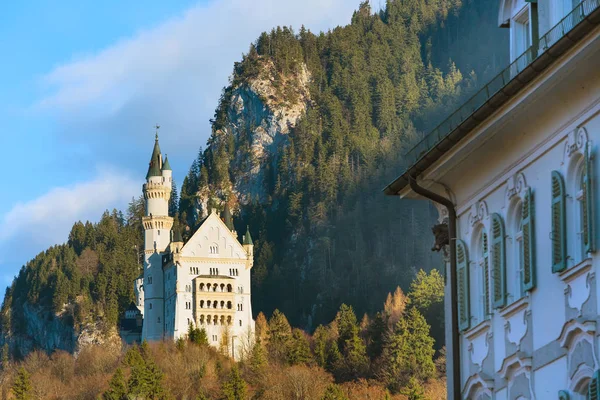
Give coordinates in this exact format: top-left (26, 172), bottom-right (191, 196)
top-left (243, 225), bottom-right (254, 264)
top-left (141, 131), bottom-right (173, 341)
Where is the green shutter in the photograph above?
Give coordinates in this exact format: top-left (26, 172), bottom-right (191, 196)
top-left (522, 188), bottom-right (536, 292)
top-left (456, 239), bottom-right (470, 332)
top-left (589, 369), bottom-right (600, 400)
top-left (482, 232), bottom-right (490, 318)
top-left (491, 213), bottom-right (506, 308)
top-left (551, 171), bottom-right (567, 273)
top-left (558, 390), bottom-right (569, 400)
top-left (583, 142), bottom-right (595, 254)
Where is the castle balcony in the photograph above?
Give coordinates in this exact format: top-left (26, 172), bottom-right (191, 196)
top-left (193, 276), bottom-right (235, 294)
top-left (195, 313), bottom-right (234, 327)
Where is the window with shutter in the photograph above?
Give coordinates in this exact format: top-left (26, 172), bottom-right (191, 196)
top-left (491, 213), bottom-right (506, 308)
top-left (589, 369), bottom-right (600, 400)
top-left (552, 171), bottom-right (567, 273)
top-left (583, 142), bottom-right (595, 254)
top-left (522, 188), bottom-right (536, 292)
top-left (456, 240), bottom-right (470, 331)
top-left (482, 231), bottom-right (490, 318)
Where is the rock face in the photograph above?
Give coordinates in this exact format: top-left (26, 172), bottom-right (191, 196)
top-left (214, 59), bottom-right (311, 205)
top-left (2, 303), bottom-right (120, 357)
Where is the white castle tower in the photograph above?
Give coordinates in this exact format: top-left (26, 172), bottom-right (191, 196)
top-left (141, 132), bottom-right (173, 341)
top-left (136, 132), bottom-right (255, 359)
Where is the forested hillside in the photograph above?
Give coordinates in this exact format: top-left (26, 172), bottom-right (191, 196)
top-left (0, 0), bottom-right (508, 358)
top-left (176, 0), bottom-right (508, 329)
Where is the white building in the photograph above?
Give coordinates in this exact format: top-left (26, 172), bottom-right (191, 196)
top-left (137, 134), bottom-right (255, 359)
top-left (385, 1), bottom-right (600, 399)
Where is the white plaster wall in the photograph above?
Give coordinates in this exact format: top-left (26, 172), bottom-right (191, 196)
top-left (421, 26), bottom-right (600, 397)
top-left (533, 356), bottom-right (567, 398)
top-left (143, 252), bottom-right (165, 341)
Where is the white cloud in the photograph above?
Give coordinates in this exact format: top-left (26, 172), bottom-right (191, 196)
top-left (0, 167), bottom-right (138, 247)
top-left (36, 0), bottom-right (364, 169)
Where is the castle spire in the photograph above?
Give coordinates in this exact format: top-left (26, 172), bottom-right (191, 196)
top-left (223, 202), bottom-right (234, 231)
top-left (162, 154), bottom-right (172, 171)
top-left (146, 127), bottom-right (163, 180)
top-left (243, 225), bottom-right (253, 245)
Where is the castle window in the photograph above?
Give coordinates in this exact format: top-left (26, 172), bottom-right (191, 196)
top-left (157, 317), bottom-right (161, 324)
top-left (512, 6), bottom-right (531, 62)
top-left (212, 335), bottom-right (218, 342)
top-left (239, 320), bottom-right (242, 327)
top-left (149, 303), bottom-right (152, 310)
top-left (227, 284), bottom-right (232, 292)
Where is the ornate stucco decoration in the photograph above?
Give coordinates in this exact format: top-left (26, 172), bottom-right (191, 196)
top-left (505, 172), bottom-right (528, 204)
top-left (560, 259), bottom-right (594, 317)
top-left (558, 319), bottom-right (598, 392)
top-left (462, 373), bottom-right (494, 399)
top-left (500, 297), bottom-right (530, 347)
top-left (466, 320), bottom-right (492, 368)
top-left (563, 127), bottom-right (589, 161)
top-left (468, 200), bottom-right (489, 232)
top-left (498, 352), bottom-right (535, 400)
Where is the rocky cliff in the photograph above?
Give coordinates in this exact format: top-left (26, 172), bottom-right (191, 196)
top-left (2, 302), bottom-right (121, 358)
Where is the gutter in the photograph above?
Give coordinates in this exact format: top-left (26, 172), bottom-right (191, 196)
top-left (408, 176), bottom-right (461, 400)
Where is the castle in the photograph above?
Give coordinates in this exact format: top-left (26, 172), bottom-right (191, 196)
top-left (131, 134), bottom-right (255, 359)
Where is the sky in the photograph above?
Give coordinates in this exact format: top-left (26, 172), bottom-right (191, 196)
top-left (0, 0), bottom-right (367, 289)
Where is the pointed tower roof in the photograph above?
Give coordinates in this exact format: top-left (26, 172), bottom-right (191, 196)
top-left (146, 132), bottom-right (162, 179)
top-left (223, 202), bottom-right (234, 231)
top-left (162, 154), bottom-right (172, 171)
top-left (172, 227), bottom-right (183, 243)
top-left (243, 225), bottom-right (253, 245)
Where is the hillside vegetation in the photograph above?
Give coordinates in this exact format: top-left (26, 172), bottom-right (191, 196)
top-left (0, 276), bottom-right (446, 399)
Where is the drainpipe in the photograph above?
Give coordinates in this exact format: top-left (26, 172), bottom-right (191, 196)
top-left (409, 176), bottom-right (461, 400)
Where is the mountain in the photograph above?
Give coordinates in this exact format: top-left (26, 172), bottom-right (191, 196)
top-left (177, 0), bottom-right (508, 329)
top-left (0, 0), bottom-right (508, 356)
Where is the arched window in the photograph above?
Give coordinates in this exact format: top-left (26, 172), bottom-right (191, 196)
top-left (507, 200), bottom-right (524, 303)
top-left (470, 226), bottom-right (489, 325)
top-left (227, 284), bottom-right (232, 292)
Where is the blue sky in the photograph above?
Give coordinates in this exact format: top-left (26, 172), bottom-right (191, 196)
top-left (0, 0), bottom-right (363, 288)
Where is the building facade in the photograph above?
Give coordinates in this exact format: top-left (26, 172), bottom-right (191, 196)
top-left (136, 134), bottom-right (255, 359)
top-left (386, 1), bottom-right (600, 399)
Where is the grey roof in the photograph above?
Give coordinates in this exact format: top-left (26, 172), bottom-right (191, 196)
top-left (223, 202), bottom-right (234, 230)
top-left (243, 226), bottom-right (253, 245)
top-left (146, 134), bottom-right (162, 179)
top-left (162, 155), bottom-right (172, 171)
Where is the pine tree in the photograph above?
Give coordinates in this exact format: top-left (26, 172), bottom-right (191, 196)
top-left (103, 368), bottom-right (128, 400)
top-left (321, 384), bottom-right (348, 400)
top-left (267, 309), bottom-right (292, 363)
top-left (341, 326), bottom-right (369, 379)
top-left (12, 367), bottom-right (31, 400)
top-left (169, 179), bottom-right (179, 217)
top-left (384, 287), bottom-right (408, 330)
top-left (381, 308), bottom-right (435, 392)
top-left (312, 325), bottom-right (329, 367)
top-left (287, 328), bottom-right (312, 365)
top-left (222, 365), bottom-right (247, 400)
top-left (400, 377), bottom-right (426, 400)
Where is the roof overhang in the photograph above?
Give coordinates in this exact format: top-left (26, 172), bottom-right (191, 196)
top-left (384, 1), bottom-right (600, 197)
